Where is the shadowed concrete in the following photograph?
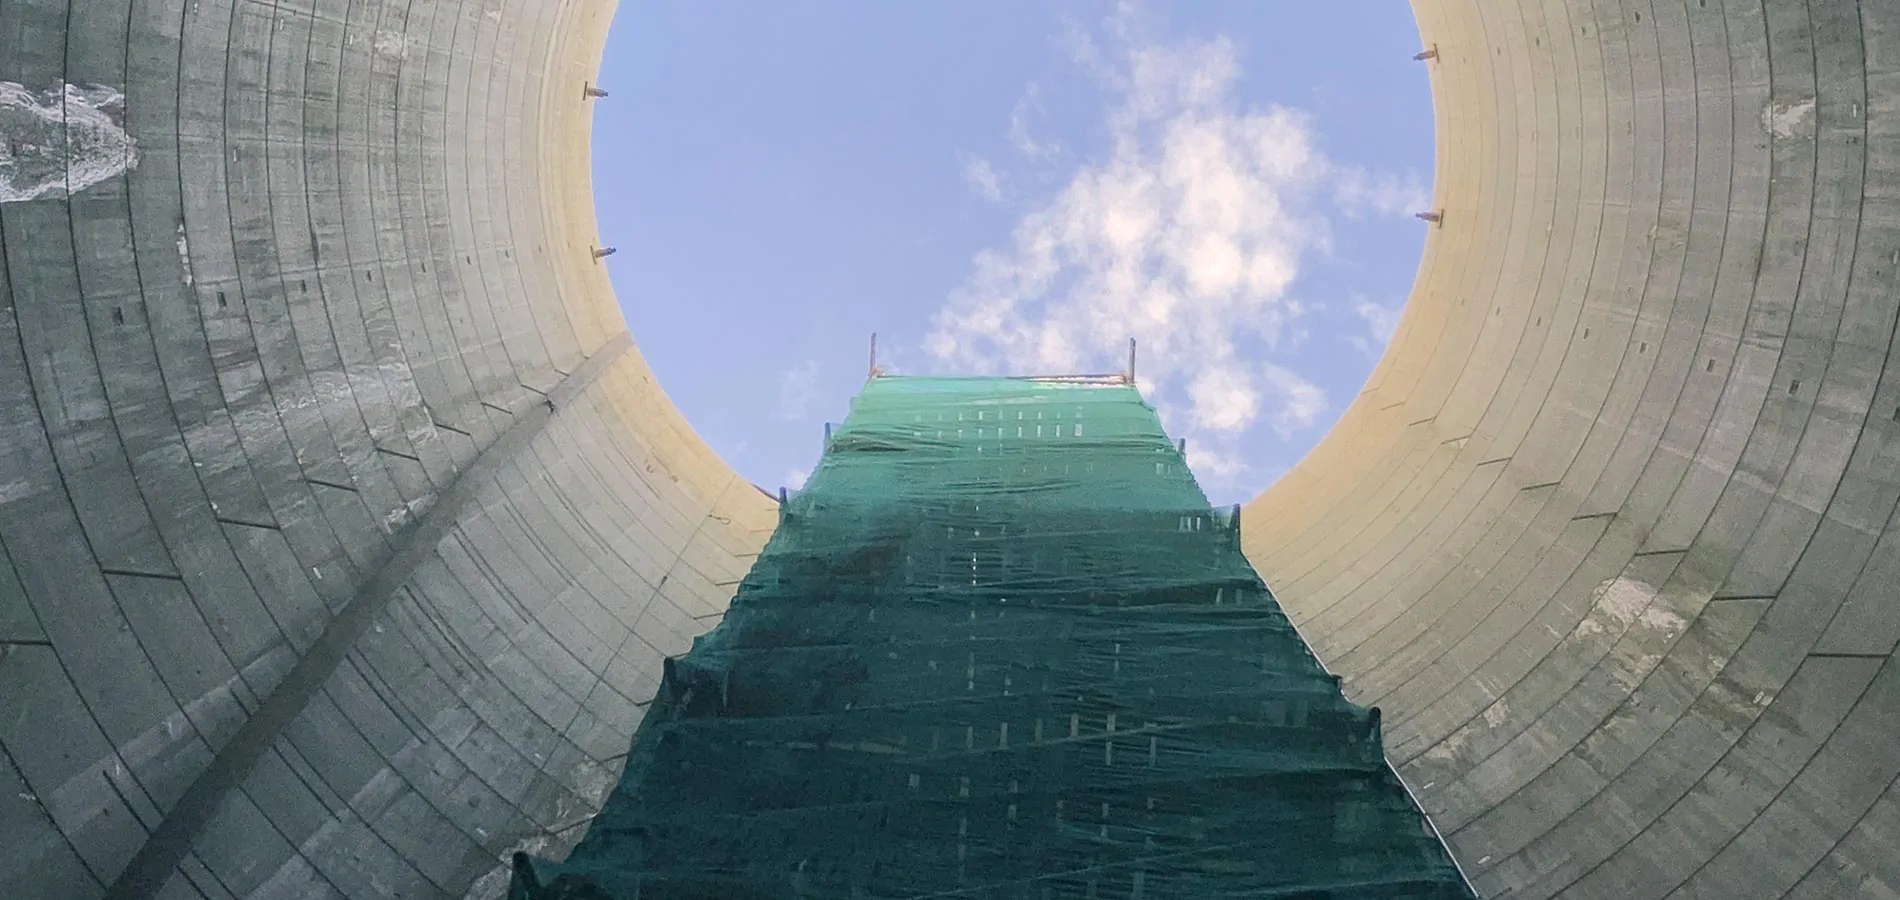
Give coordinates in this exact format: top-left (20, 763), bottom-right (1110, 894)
top-left (0, 0), bottom-right (1892, 898)
top-left (1247, 2), bottom-right (1900, 898)
top-left (0, 1), bottom-right (774, 897)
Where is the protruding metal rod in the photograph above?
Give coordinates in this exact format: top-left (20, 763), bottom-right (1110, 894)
top-left (1415, 210), bottom-right (1443, 226)
top-left (868, 333), bottom-right (879, 379)
top-left (592, 246), bottom-right (618, 260)
top-left (825, 422), bottom-right (833, 443)
top-left (583, 83), bottom-right (610, 99)
top-left (1127, 338), bottom-right (1137, 385)
top-left (1414, 45), bottom-right (1438, 61)
top-left (1231, 503), bottom-right (1242, 540)
top-left (1177, 437), bottom-right (1186, 455)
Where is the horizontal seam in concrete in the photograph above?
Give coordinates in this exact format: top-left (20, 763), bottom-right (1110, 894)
top-left (101, 333), bottom-right (635, 900)
top-left (97, 569), bottom-right (184, 582)
top-left (214, 517), bottom-right (280, 531)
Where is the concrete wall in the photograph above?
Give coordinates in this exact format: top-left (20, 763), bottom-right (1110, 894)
top-left (2, 0), bottom-right (1895, 898)
top-left (1246, 2), bottom-right (1900, 898)
top-left (0, 1), bottom-right (775, 898)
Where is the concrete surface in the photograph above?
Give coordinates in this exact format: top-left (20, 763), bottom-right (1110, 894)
top-left (1246, 2), bottom-right (1900, 898)
top-left (0, 1), bottom-right (775, 897)
top-left (0, 0), bottom-right (1893, 898)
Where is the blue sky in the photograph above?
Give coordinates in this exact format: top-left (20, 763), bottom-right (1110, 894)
top-left (594, 2), bottom-right (1431, 507)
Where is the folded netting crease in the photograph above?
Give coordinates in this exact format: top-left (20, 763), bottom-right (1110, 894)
top-left (512, 376), bottom-right (1475, 900)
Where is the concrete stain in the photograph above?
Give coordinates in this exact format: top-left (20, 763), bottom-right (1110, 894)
top-left (0, 81), bottom-right (138, 203)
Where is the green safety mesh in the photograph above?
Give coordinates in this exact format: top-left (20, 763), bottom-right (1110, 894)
top-left (511, 376), bottom-right (1475, 899)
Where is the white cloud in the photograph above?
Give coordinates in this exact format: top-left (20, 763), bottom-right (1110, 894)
top-left (1332, 165), bottom-right (1431, 219)
top-left (923, 6), bottom-right (1423, 499)
top-left (1349, 297), bottom-right (1404, 356)
top-left (926, 15), bottom-right (1339, 488)
top-left (1186, 440), bottom-right (1248, 482)
top-left (777, 360), bottom-right (820, 420)
top-left (962, 154), bottom-right (1004, 202)
top-left (1188, 366), bottom-right (1260, 432)
top-left (926, 40), bottom-right (1325, 375)
top-left (1008, 83), bottom-right (1063, 161)
top-left (785, 467), bottom-right (811, 489)
top-left (1180, 431), bottom-right (1280, 501)
top-left (1260, 363), bottom-right (1326, 437)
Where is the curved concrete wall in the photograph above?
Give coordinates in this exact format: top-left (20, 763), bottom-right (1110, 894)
top-left (1247, 2), bottom-right (1900, 898)
top-left (0, 1), bottom-right (773, 897)
top-left (2, 0), bottom-right (1894, 898)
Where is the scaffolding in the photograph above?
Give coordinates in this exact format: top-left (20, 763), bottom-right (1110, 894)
top-left (511, 376), bottom-right (1474, 899)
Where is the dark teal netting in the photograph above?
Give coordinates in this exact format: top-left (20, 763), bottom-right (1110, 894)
top-left (511, 376), bottom-right (1475, 899)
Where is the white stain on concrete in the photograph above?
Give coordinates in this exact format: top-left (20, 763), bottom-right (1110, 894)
top-left (0, 474), bottom-right (41, 506)
top-left (174, 223), bottom-right (194, 286)
top-left (1762, 97), bottom-right (1816, 139)
top-left (1640, 605), bottom-right (1686, 634)
top-left (381, 495), bottom-right (434, 533)
top-left (1599, 576), bottom-right (1655, 623)
top-left (463, 865), bottom-right (513, 900)
top-left (1483, 700), bottom-right (1510, 728)
top-left (374, 30), bottom-right (414, 60)
top-left (0, 81), bottom-right (138, 203)
top-left (1578, 575), bottom-right (1659, 638)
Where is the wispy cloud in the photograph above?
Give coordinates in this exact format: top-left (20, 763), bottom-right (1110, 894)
top-left (1187, 366), bottom-right (1261, 432)
top-left (926, 11), bottom-right (1332, 478)
top-left (962, 154), bottom-right (1004, 202)
top-left (1349, 297), bottom-right (1404, 356)
top-left (1007, 83), bottom-right (1063, 161)
top-left (777, 360), bottom-right (821, 420)
top-left (1260, 362), bottom-right (1326, 437)
top-left (923, 5), bottom-right (1427, 499)
top-left (1185, 441), bottom-right (1248, 481)
top-left (1332, 165), bottom-right (1431, 219)
top-left (785, 467), bottom-right (811, 490)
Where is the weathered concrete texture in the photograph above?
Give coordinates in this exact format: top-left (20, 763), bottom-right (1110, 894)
top-left (0, 1), bottom-right (773, 898)
top-left (1246, 2), bottom-right (1900, 898)
top-left (3, 0), bottom-right (1894, 897)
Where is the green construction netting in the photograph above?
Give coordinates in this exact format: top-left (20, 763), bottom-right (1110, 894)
top-left (511, 376), bottom-right (1475, 899)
